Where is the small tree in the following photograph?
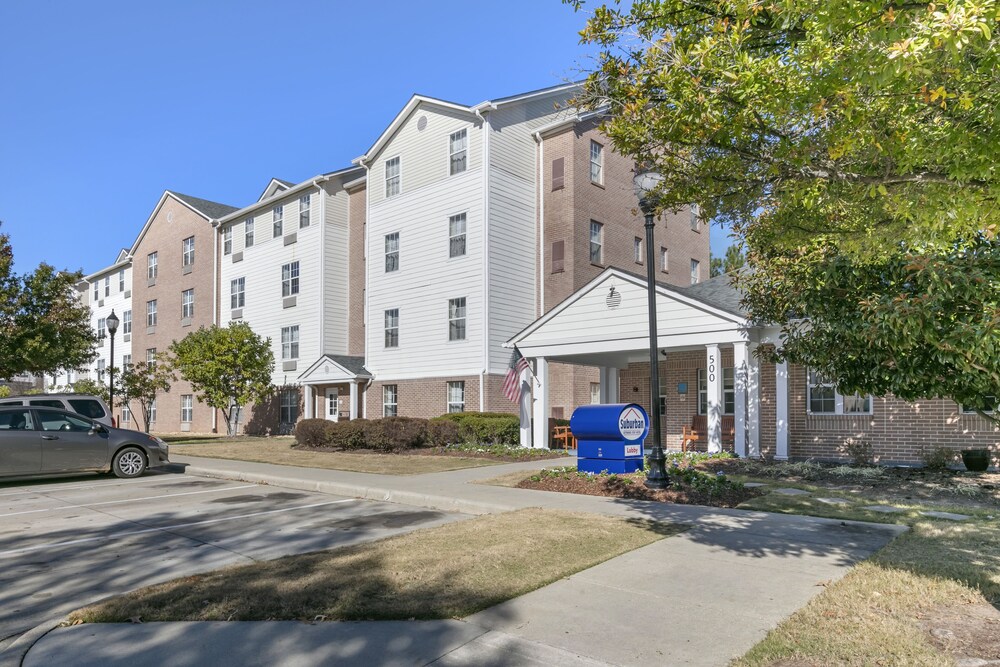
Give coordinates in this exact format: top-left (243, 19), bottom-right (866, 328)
top-left (117, 360), bottom-right (173, 433)
top-left (169, 322), bottom-right (274, 436)
top-left (69, 378), bottom-right (110, 404)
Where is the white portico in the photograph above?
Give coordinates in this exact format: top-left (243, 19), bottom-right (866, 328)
top-left (297, 355), bottom-right (371, 422)
top-left (506, 268), bottom-right (787, 458)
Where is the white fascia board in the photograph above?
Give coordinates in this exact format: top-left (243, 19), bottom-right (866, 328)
top-left (298, 355), bottom-right (371, 383)
top-left (482, 81), bottom-right (582, 109)
top-left (518, 328), bottom-right (752, 359)
top-left (368, 368), bottom-right (488, 382)
top-left (83, 258), bottom-right (133, 283)
top-left (257, 179), bottom-right (291, 202)
top-left (217, 177), bottom-right (325, 227)
top-left (359, 95), bottom-right (476, 164)
top-left (342, 175), bottom-right (367, 191)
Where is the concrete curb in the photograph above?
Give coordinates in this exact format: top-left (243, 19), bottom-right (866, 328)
top-left (0, 618), bottom-right (64, 667)
top-left (182, 465), bottom-right (518, 515)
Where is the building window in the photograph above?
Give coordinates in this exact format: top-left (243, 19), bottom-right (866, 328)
top-left (182, 289), bottom-right (194, 319)
top-left (93, 282), bottom-right (99, 301)
top-left (961, 397), bottom-right (997, 414)
top-left (590, 140), bottom-right (603, 184)
top-left (146, 348), bottom-right (156, 366)
top-left (146, 300), bottom-right (157, 327)
top-left (280, 388), bottom-right (299, 424)
top-left (385, 232), bottom-right (399, 272)
top-left (383, 385), bottom-right (398, 417)
top-left (182, 236), bottom-right (195, 267)
top-left (299, 195), bottom-right (311, 228)
top-left (385, 156), bottom-right (401, 197)
top-left (698, 368), bottom-right (735, 415)
top-left (690, 204), bottom-right (700, 231)
top-left (660, 392), bottom-right (668, 417)
top-left (118, 269), bottom-right (125, 292)
top-left (281, 325), bottom-right (299, 360)
top-left (122, 354), bottom-right (132, 368)
top-left (447, 381), bottom-right (465, 413)
top-left (634, 237), bottom-right (643, 264)
top-left (96, 359), bottom-right (106, 382)
top-left (449, 129), bottom-right (467, 175)
top-left (661, 247), bottom-right (669, 272)
top-left (231, 278), bottom-right (245, 309)
top-left (589, 221), bottom-right (603, 264)
top-left (147, 252), bottom-right (158, 280)
top-left (121, 404), bottom-right (131, 424)
top-left (149, 398), bottom-right (157, 424)
top-left (448, 297), bottom-right (466, 341)
top-left (180, 395), bottom-right (193, 423)
top-left (273, 205), bottom-right (284, 237)
top-left (97, 317), bottom-right (106, 341)
top-left (590, 383), bottom-right (600, 404)
top-left (384, 309), bottom-right (399, 348)
top-left (690, 259), bottom-right (700, 285)
top-left (245, 218), bottom-right (255, 247)
top-left (449, 213), bottom-right (466, 258)
top-left (122, 310), bottom-right (131, 335)
top-left (281, 261), bottom-right (300, 296)
top-left (223, 227), bottom-right (232, 255)
top-left (807, 369), bottom-right (872, 414)
top-left (104, 276), bottom-right (110, 297)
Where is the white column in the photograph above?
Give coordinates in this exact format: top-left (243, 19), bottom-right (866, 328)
top-left (608, 367), bottom-right (619, 403)
top-left (747, 344), bottom-right (761, 458)
top-left (531, 357), bottom-right (549, 449)
top-left (598, 367), bottom-right (609, 403)
top-left (349, 381), bottom-right (359, 421)
top-left (304, 385), bottom-right (315, 420)
top-left (706, 344), bottom-right (722, 453)
top-left (775, 359), bottom-right (789, 459)
top-left (519, 368), bottom-right (531, 448)
top-left (733, 342), bottom-right (748, 458)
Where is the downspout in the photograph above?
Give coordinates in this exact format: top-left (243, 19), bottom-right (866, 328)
top-left (533, 131), bottom-right (544, 317)
top-left (315, 177), bottom-right (328, 359)
top-left (474, 106), bottom-right (491, 412)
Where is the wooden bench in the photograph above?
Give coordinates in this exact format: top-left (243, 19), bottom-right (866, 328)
top-left (551, 425), bottom-right (577, 450)
top-left (681, 415), bottom-right (735, 452)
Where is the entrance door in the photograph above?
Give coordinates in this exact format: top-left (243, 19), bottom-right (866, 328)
top-left (325, 388), bottom-right (339, 422)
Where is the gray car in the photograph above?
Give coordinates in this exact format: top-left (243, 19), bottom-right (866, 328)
top-left (0, 406), bottom-right (169, 479)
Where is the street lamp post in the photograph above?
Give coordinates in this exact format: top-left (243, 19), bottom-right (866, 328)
top-left (633, 169), bottom-right (670, 489)
top-left (106, 310), bottom-right (120, 428)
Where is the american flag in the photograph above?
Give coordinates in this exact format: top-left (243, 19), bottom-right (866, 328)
top-left (502, 347), bottom-right (530, 403)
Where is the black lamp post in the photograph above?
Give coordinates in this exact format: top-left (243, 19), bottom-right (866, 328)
top-left (106, 309), bottom-right (120, 427)
top-left (633, 168), bottom-right (670, 489)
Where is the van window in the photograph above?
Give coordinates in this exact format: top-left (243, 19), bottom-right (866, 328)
top-left (29, 399), bottom-right (65, 409)
top-left (0, 400), bottom-right (23, 406)
top-left (68, 399), bottom-right (106, 419)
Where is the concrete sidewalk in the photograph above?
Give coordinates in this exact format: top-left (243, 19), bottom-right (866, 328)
top-left (14, 455), bottom-right (906, 667)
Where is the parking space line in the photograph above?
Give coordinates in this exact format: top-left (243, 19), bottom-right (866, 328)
top-left (0, 484), bottom-right (260, 518)
top-left (0, 477), bottom-right (169, 496)
top-left (0, 499), bottom-right (357, 558)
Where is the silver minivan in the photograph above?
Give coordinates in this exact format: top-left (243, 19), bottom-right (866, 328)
top-left (0, 394), bottom-right (113, 427)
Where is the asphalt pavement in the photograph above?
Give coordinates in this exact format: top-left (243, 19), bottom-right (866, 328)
top-left (6, 456), bottom-right (907, 666)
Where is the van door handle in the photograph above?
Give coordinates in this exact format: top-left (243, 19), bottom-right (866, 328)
top-left (42, 435), bottom-right (59, 440)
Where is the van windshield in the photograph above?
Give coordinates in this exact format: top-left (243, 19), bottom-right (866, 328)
top-left (68, 399), bottom-right (107, 419)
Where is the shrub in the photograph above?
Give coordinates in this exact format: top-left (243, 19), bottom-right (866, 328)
top-left (920, 446), bottom-right (956, 471)
top-left (364, 417), bottom-right (429, 452)
top-left (438, 412), bottom-right (520, 446)
top-left (327, 419), bottom-right (369, 450)
top-left (428, 418), bottom-right (463, 446)
top-left (294, 419), bottom-right (332, 448)
top-left (842, 438), bottom-right (874, 467)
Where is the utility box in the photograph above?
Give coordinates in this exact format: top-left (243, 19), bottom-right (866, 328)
top-left (570, 403), bottom-right (648, 474)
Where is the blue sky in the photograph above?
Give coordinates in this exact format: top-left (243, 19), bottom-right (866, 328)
top-left (0, 1), bottom-right (732, 276)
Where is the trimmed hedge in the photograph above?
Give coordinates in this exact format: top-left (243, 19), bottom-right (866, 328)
top-left (294, 412), bottom-right (521, 450)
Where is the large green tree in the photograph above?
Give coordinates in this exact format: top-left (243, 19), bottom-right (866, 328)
top-left (567, 0), bottom-right (1000, 411)
top-left (0, 224), bottom-right (96, 380)
top-left (169, 323), bottom-right (274, 436)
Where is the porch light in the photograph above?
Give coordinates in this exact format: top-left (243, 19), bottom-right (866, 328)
top-left (633, 167), bottom-right (670, 489)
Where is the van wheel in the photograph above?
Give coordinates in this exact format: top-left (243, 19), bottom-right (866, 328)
top-left (112, 447), bottom-right (147, 478)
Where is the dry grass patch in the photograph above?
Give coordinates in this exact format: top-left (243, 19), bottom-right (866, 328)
top-left (734, 518), bottom-right (1000, 666)
top-left (171, 439), bottom-right (499, 475)
top-left (70, 508), bottom-right (683, 623)
top-left (473, 469), bottom-right (548, 487)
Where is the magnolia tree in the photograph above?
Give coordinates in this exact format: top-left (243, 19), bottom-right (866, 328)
top-left (116, 360), bottom-right (174, 433)
top-left (566, 0), bottom-right (1000, 415)
top-left (0, 223), bottom-right (96, 380)
top-left (169, 322), bottom-right (274, 436)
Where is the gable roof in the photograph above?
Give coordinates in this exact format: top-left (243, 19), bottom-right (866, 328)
top-left (128, 190), bottom-right (239, 256)
top-left (297, 354), bottom-right (371, 383)
top-left (217, 166), bottom-right (364, 226)
top-left (257, 178), bottom-right (295, 202)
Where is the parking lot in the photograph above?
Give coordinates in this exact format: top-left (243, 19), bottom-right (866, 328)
top-left (0, 468), bottom-right (464, 643)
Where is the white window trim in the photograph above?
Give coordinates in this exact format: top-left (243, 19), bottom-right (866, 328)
top-left (383, 385), bottom-right (398, 417)
top-left (231, 278), bottom-right (245, 309)
top-left (281, 325), bottom-right (300, 360)
top-left (281, 261), bottom-right (300, 296)
top-left (589, 140), bottom-right (604, 185)
top-left (449, 129), bottom-right (468, 176)
top-left (299, 195), bottom-right (311, 228)
top-left (385, 156), bottom-right (401, 198)
top-left (589, 221), bottom-right (603, 265)
top-left (384, 309), bottom-right (399, 348)
top-left (245, 218), bottom-right (255, 247)
top-left (223, 227), bottom-right (232, 255)
top-left (182, 237), bottom-right (195, 267)
top-left (181, 289), bottom-right (194, 319)
top-left (273, 205), bottom-right (284, 238)
top-left (448, 297), bottom-right (466, 342)
top-left (806, 369), bottom-right (873, 415)
top-left (385, 232), bottom-right (400, 272)
top-left (446, 381), bottom-right (465, 413)
top-left (448, 212), bottom-right (467, 258)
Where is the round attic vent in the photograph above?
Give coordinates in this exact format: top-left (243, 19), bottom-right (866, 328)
top-left (606, 286), bottom-right (622, 309)
top-left (166, 210), bottom-right (174, 222)
top-left (417, 116), bottom-right (428, 131)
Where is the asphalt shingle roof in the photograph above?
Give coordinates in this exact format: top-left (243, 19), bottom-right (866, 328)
top-left (681, 273), bottom-right (745, 317)
top-left (324, 355), bottom-right (371, 377)
top-left (170, 192), bottom-right (240, 220)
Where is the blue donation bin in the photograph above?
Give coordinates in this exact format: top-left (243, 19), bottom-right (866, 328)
top-left (570, 403), bottom-right (648, 474)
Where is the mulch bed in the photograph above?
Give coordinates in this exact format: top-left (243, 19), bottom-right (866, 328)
top-left (516, 471), bottom-right (763, 508)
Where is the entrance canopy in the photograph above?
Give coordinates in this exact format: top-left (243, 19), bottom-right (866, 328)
top-left (506, 268), bottom-right (784, 458)
top-left (297, 354), bottom-right (371, 421)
